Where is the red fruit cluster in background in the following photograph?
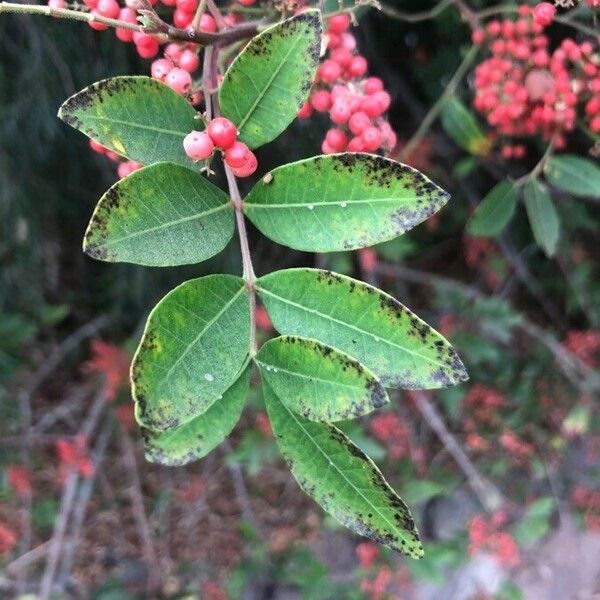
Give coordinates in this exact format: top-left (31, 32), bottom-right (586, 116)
top-left (462, 384), bottom-right (505, 429)
top-left (6, 465), bottom-right (32, 498)
top-left (468, 512), bottom-right (520, 567)
top-left (471, 4), bottom-right (600, 155)
top-left (562, 329), bottom-right (600, 368)
top-left (298, 14), bottom-right (397, 155)
top-left (369, 412), bottom-right (410, 460)
top-left (499, 429), bottom-right (534, 463)
top-left (0, 523), bottom-right (17, 555)
top-left (55, 435), bottom-right (95, 481)
top-left (86, 339), bottom-right (131, 402)
top-left (571, 485), bottom-right (600, 532)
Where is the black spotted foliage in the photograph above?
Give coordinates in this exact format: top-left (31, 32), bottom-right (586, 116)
top-left (58, 10), bottom-right (468, 558)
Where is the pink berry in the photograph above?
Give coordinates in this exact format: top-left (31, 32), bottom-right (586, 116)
top-left (297, 102), bottom-right (313, 119)
top-left (533, 2), bottom-right (556, 27)
top-left (199, 13), bottom-right (217, 32)
top-left (328, 14), bottom-right (350, 34)
top-left (321, 140), bottom-right (335, 154)
top-left (173, 8), bottom-right (193, 28)
top-left (165, 67), bottom-right (192, 94)
top-left (331, 48), bottom-right (352, 68)
top-left (136, 38), bottom-right (159, 58)
top-left (325, 128), bottom-right (348, 151)
top-left (224, 141), bottom-right (251, 168)
top-left (96, 0), bottom-right (119, 18)
top-left (207, 117), bottom-right (238, 149)
top-left (179, 49), bottom-right (200, 73)
top-left (48, 0), bottom-right (66, 7)
top-left (348, 136), bottom-right (365, 152)
top-left (347, 55), bottom-right (367, 78)
top-left (176, 0), bottom-right (197, 11)
top-left (238, 0), bottom-right (256, 6)
top-left (231, 151), bottom-right (258, 177)
top-left (348, 111), bottom-right (371, 136)
top-left (361, 127), bottom-right (382, 152)
top-left (311, 90), bottom-right (332, 112)
top-left (330, 100), bottom-right (352, 125)
top-left (164, 43), bottom-right (183, 63)
top-left (183, 131), bottom-right (215, 160)
top-left (88, 14), bottom-right (109, 31)
top-left (319, 59), bottom-right (342, 84)
top-left (364, 77), bottom-right (384, 95)
top-left (151, 58), bottom-right (173, 81)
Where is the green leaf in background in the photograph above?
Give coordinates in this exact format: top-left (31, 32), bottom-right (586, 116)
top-left (263, 382), bottom-right (423, 557)
top-left (524, 179), bottom-right (560, 257)
top-left (142, 364), bottom-right (251, 466)
top-left (244, 154), bottom-right (450, 252)
top-left (467, 181), bottom-right (519, 237)
top-left (543, 154), bottom-right (600, 198)
top-left (256, 269), bottom-right (468, 389)
top-left (440, 98), bottom-right (491, 156)
top-left (514, 497), bottom-right (554, 546)
top-left (131, 275), bottom-right (251, 431)
top-left (219, 10), bottom-right (322, 149)
top-left (255, 336), bottom-right (388, 422)
top-left (59, 76), bottom-right (198, 167)
top-left (84, 163), bottom-right (234, 266)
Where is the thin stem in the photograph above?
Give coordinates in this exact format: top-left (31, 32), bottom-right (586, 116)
top-left (378, 0), bottom-right (454, 23)
top-left (0, 1), bottom-right (263, 46)
top-left (399, 43), bottom-right (479, 162)
top-left (190, 0), bottom-right (207, 33)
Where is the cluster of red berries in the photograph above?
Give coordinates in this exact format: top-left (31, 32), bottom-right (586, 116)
top-left (369, 412), bottom-right (410, 460)
top-left (298, 14), bottom-right (396, 155)
top-left (464, 235), bottom-right (504, 288)
top-left (183, 116), bottom-right (258, 177)
top-left (468, 512), bottom-right (520, 567)
top-left (86, 339), bottom-right (131, 401)
top-left (462, 384), bottom-right (505, 429)
top-left (500, 429), bottom-right (534, 463)
top-left (571, 485), bottom-right (600, 532)
top-left (0, 523), bottom-right (17, 555)
top-left (472, 4), bottom-right (600, 155)
top-left (56, 435), bottom-right (95, 481)
top-left (89, 139), bottom-right (143, 177)
top-left (562, 329), bottom-right (600, 368)
top-left (6, 465), bottom-right (32, 498)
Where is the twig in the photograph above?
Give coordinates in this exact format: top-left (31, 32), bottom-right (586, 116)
top-left (378, 0), bottom-right (454, 23)
top-left (411, 391), bottom-right (504, 513)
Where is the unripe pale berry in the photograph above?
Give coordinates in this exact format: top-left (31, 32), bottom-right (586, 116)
top-left (224, 141), bottom-right (251, 168)
top-left (48, 0), bottom-right (66, 6)
top-left (199, 13), bottom-right (217, 32)
top-left (183, 131), bottom-right (215, 160)
top-left (207, 117), bottom-right (238, 149)
top-left (97, 0), bottom-right (120, 18)
top-left (231, 151), bottom-right (258, 177)
top-left (164, 43), bottom-right (183, 63)
top-left (165, 68), bottom-right (192, 94)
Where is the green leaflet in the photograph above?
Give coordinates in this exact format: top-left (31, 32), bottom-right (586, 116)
top-left (256, 269), bottom-right (468, 389)
top-left (255, 336), bottom-right (388, 422)
top-left (131, 275), bottom-right (251, 432)
top-left (524, 179), bottom-right (560, 257)
top-left (219, 10), bottom-right (322, 149)
top-left (543, 155), bottom-right (600, 198)
top-left (264, 383), bottom-right (423, 557)
top-left (58, 76), bottom-right (198, 167)
top-left (440, 98), bottom-right (490, 156)
top-left (84, 163), bottom-right (234, 267)
top-left (467, 181), bottom-right (519, 237)
top-left (142, 364), bottom-right (251, 466)
top-left (243, 153), bottom-right (450, 252)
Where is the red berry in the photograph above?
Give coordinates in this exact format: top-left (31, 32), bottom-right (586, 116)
top-left (183, 131), bottom-right (214, 160)
top-left (88, 14), bottom-right (108, 31)
top-left (311, 90), bottom-right (332, 112)
top-left (96, 0), bottom-right (119, 18)
top-left (179, 49), bottom-right (200, 73)
top-left (364, 77), bottom-right (384, 95)
top-left (164, 43), bottom-right (183, 63)
top-left (533, 3), bottom-right (556, 27)
top-left (347, 55), bottom-right (368, 78)
top-left (238, 0), bottom-right (256, 6)
top-left (173, 8), bottom-right (193, 28)
top-left (136, 39), bottom-right (159, 58)
top-left (207, 117), bottom-right (238, 149)
top-left (325, 128), bottom-right (348, 151)
top-left (133, 31), bottom-right (156, 48)
top-left (297, 102), bottom-right (313, 119)
top-left (328, 14), bottom-right (350, 34)
top-left (176, 0), bottom-right (197, 11)
top-left (231, 151), bottom-right (258, 177)
top-left (318, 59), bottom-right (342, 84)
top-left (321, 140), bottom-right (335, 154)
top-left (330, 100), bottom-right (352, 125)
top-left (361, 126), bottom-right (382, 151)
top-left (224, 141), bottom-right (251, 168)
top-left (199, 13), bottom-right (217, 32)
top-left (165, 67), bottom-right (192, 94)
top-left (348, 136), bottom-right (365, 152)
top-left (115, 7), bottom-right (137, 42)
top-left (347, 111), bottom-right (369, 136)
top-left (151, 58), bottom-right (173, 81)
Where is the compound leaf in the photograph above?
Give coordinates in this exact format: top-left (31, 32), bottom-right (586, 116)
top-left (142, 363), bottom-right (251, 466)
top-left (243, 153), bottom-right (450, 252)
top-left (264, 382), bottom-right (423, 557)
top-left (257, 269), bottom-right (468, 389)
top-left (59, 76), bottom-right (198, 167)
top-left (255, 336), bottom-right (388, 422)
top-left (131, 275), bottom-right (251, 431)
top-left (219, 10), bottom-right (322, 149)
top-left (84, 162), bottom-right (233, 266)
